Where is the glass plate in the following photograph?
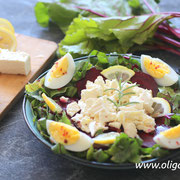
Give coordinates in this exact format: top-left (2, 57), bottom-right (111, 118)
top-left (22, 55), bottom-right (180, 170)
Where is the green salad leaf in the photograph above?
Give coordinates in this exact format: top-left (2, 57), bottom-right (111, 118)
top-left (25, 77), bottom-right (45, 93)
top-left (58, 13), bottom-right (174, 57)
top-left (72, 61), bottom-right (92, 82)
top-left (88, 51), bottom-right (140, 71)
top-left (93, 149), bottom-right (110, 162)
top-left (50, 85), bottom-right (77, 98)
top-left (164, 114), bottom-right (180, 126)
top-left (151, 146), bottom-right (169, 158)
top-left (34, 0), bottom-right (159, 32)
top-left (59, 111), bottom-right (72, 125)
top-left (37, 117), bottom-right (47, 131)
top-left (106, 133), bottom-right (142, 163)
top-left (86, 146), bottom-right (94, 161)
top-left (52, 144), bottom-right (71, 155)
top-left (34, 2), bottom-right (50, 27)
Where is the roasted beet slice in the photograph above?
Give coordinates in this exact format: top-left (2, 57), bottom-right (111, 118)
top-left (138, 117), bottom-right (170, 147)
top-left (76, 67), bottom-right (102, 97)
top-left (130, 71), bottom-right (159, 97)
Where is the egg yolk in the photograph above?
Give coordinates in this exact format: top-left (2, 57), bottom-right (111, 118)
top-left (49, 122), bottom-right (80, 145)
top-left (50, 56), bottom-right (69, 78)
top-left (144, 57), bottom-right (170, 78)
top-left (42, 93), bottom-right (56, 111)
top-left (161, 124), bottom-right (180, 139)
top-left (42, 93), bottom-right (62, 113)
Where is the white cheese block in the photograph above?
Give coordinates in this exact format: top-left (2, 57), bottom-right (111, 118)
top-left (0, 48), bottom-right (31, 75)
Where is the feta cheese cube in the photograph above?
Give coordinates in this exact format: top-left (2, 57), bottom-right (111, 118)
top-left (0, 48), bottom-right (31, 75)
top-left (66, 101), bottom-right (80, 117)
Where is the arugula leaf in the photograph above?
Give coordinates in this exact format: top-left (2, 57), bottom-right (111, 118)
top-left (58, 14), bottom-right (174, 56)
top-left (106, 133), bottom-right (142, 163)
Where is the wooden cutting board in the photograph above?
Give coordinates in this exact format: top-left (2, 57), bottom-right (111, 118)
top-left (0, 34), bottom-right (57, 120)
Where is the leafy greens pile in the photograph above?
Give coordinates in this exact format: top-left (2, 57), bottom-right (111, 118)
top-left (34, 0), bottom-right (180, 56)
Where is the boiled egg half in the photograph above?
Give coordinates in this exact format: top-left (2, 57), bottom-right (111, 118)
top-left (153, 124), bottom-right (180, 149)
top-left (46, 120), bottom-right (93, 152)
top-left (44, 53), bottom-right (75, 89)
top-left (141, 55), bottom-right (179, 86)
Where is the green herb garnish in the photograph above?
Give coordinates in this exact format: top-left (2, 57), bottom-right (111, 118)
top-left (105, 78), bottom-right (138, 111)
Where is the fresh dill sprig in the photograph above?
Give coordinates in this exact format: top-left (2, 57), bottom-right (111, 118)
top-left (104, 79), bottom-right (139, 111)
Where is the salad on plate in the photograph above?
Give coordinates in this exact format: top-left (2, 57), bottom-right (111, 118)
top-left (25, 51), bottom-right (180, 164)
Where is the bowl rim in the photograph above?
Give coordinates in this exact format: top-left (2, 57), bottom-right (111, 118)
top-left (22, 54), bottom-right (180, 169)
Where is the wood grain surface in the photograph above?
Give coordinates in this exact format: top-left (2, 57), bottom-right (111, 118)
top-left (0, 33), bottom-right (57, 120)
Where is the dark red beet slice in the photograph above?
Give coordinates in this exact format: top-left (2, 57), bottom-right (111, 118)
top-left (138, 117), bottom-right (170, 147)
top-left (130, 71), bottom-right (159, 97)
top-left (76, 67), bottom-right (102, 97)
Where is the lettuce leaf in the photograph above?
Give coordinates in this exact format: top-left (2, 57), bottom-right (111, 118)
top-left (59, 111), bottom-right (72, 125)
top-left (50, 85), bottom-right (77, 98)
top-left (52, 144), bottom-right (71, 155)
top-left (72, 61), bottom-right (92, 82)
top-left (25, 77), bottom-right (45, 93)
top-left (165, 114), bottom-right (180, 126)
top-left (34, 0), bottom-right (159, 32)
top-left (58, 13), bottom-right (174, 56)
top-left (106, 133), bottom-right (142, 163)
top-left (89, 51), bottom-right (141, 70)
top-left (93, 149), bottom-right (110, 162)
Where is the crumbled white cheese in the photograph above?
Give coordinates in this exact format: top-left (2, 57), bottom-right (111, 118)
top-left (0, 48), bottom-right (31, 75)
top-left (60, 96), bottom-right (69, 103)
top-left (66, 101), bottom-right (80, 117)
top-left (109, 122), bottom-right (121, 129)
top-left (71, 76), bottom-right (156, 137)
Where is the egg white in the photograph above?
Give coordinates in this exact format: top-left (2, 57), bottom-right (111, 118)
top-left (153, 133), bottom-right (180, 149)
top-left (64, 132), bottom-right (93, 152)
top-left (44, 53), bottom-right (75, 89)
top-left (46, 120), bottom-right (93, 152)
top-left (141, 55), bottom-right (179, 86)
